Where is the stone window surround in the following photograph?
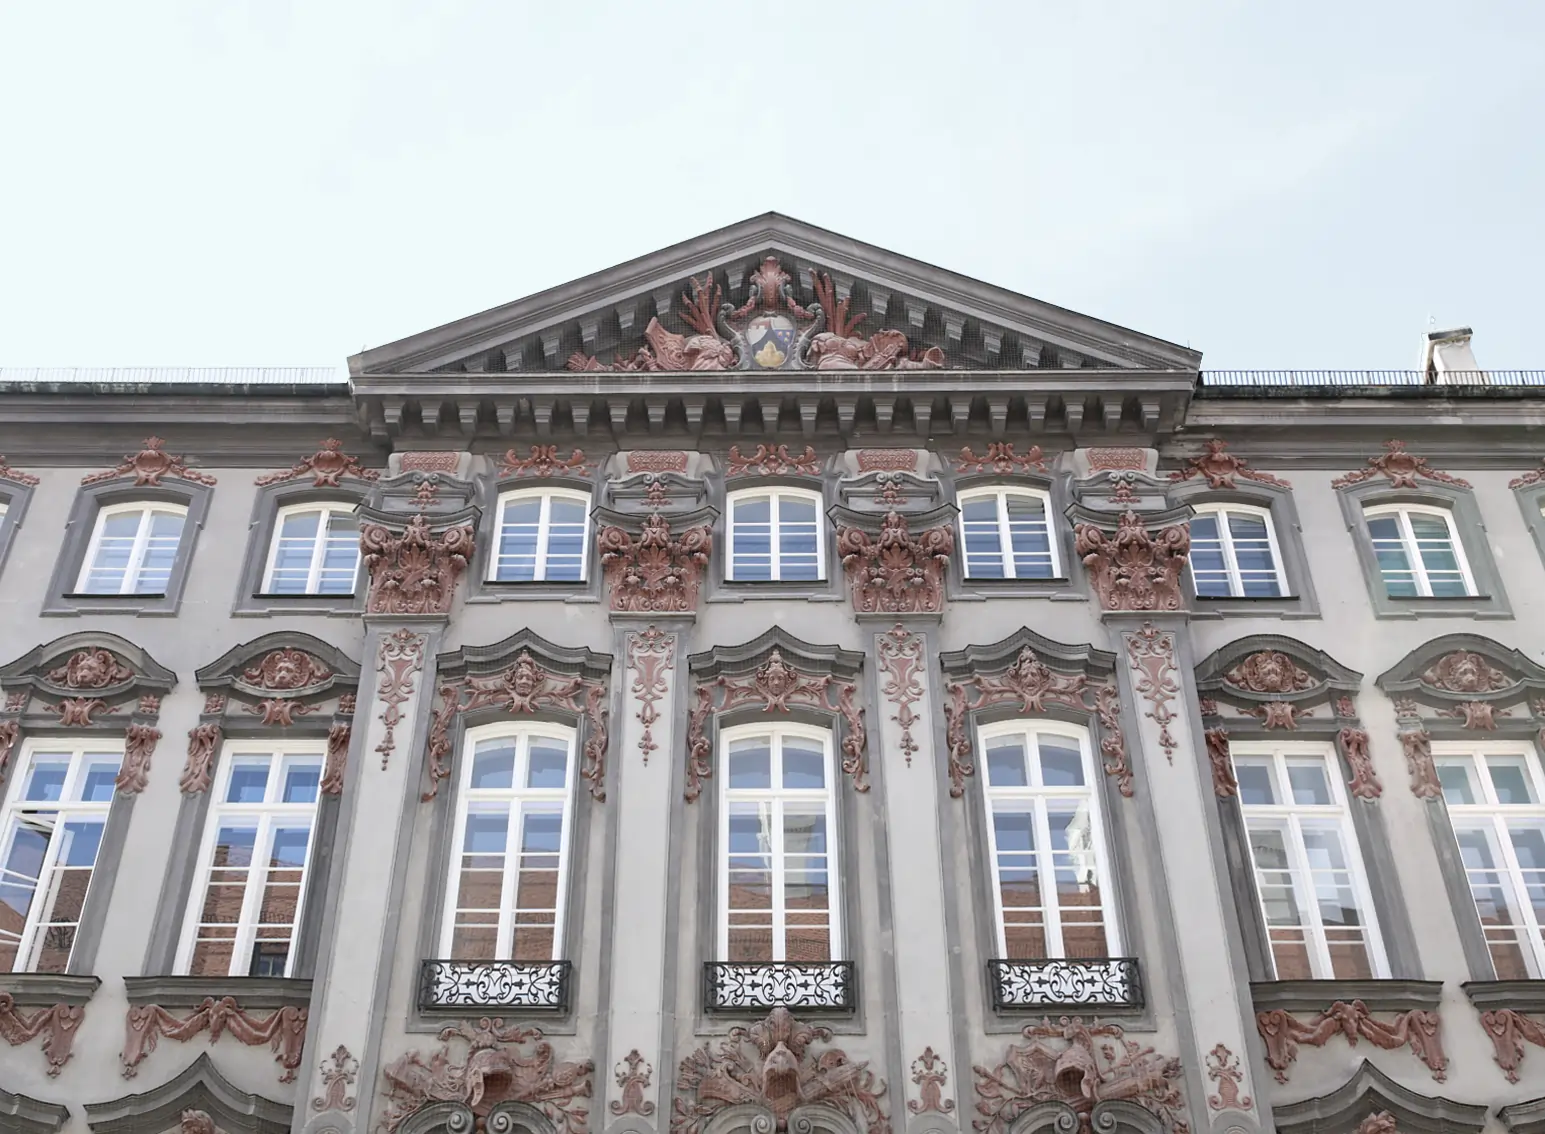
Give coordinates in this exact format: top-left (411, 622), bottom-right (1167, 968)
top-left (707, 471), bottom-right (844, 603)
top-left (1512, 479), bottom-right (1545, 575)
top-left (462, 471), bottom-right (605, 605)
top-left (1169, 477), bottom-right (1320, 619)
top-left (232, 480), bottom-right (367, 617)
top-left (0, 474), bottom-right (36, 582)
top-left (43, 478), bottom-right (213, 617)
top-left (1268, 1052), bottom-right (1488, 1134)
top-left (1335, 479), bottom-right (1512, 620)
top-left (941, 467), bottom-right (1085, 602)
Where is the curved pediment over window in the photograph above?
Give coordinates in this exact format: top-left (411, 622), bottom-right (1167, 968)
top-left (1377, 634), bottom-right (1545, 705)
top-left (195, 632), bottom-right (361, 701)
top-left (1271, 1059), bottom-right (1485, 1134)
top-left (1194, 635), bottom-right (1363, 734)
top-left (0, 631), bottom-right (176, 724)
top-left (82, 1052), bottom-right (292, 1134)
top-left (0, 1084), bottom-right (68, 1134)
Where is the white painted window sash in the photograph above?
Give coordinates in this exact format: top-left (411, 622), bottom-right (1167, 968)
top-left (1366, 504), bottom-right (1476, 597)
top-left (1193, 504), bottom-right (1288, 597)
top-left (958, 488), bottom-right (1058, 580)
top-left (491, 490), bottom-right (591, 583)
top-left (726, 489), bottom-right (825, 582)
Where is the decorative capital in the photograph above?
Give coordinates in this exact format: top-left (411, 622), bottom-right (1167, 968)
top-left (359, 511), bottom-right (475, 616)
top-left (254, 439), bottom-right (379, 487)
top-left (1073, 509), bottom-right (1190, 612)
top-left (82, 437), bottom-right (217, 486)
top-left (835, 510), bottom-right (954, 615)
top-left (597, 511), bottom-right (712, 614)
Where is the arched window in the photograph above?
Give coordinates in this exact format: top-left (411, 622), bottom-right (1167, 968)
top-left (726, 488), bottom-right (824, 582)
top-left (957, 488), bottom-right (1058, 580)
top-left (1363, 503), bottom-right (1474, 597)
top-left (261, 502), bottom-right (360, 595)
top-left (490, 489), bottom-right (590, 582)
top-left (1188, 503), bottom-right (1288, 597)
top-left (718, 723), bottom-right (841, 961)
top-left (440, 724), bottom-right (576, 961)
top-left (978, 722), bottom-right (1118, 958)
top-left (76, 501), bottom-right (188, 594)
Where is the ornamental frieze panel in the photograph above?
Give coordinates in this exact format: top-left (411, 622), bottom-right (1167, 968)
top-left (423, 631), bottom-right (611, 803)
top-left (831, 505), bottom-right (956, 616)
top-left (939, 628), bottom-right (1129, 799)
top-left (685, 630), bottom-right (868, 800)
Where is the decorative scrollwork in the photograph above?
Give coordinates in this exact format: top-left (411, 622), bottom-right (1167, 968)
top-left (703, 962), bottom-right (855, 1012)
top-left (986, 959), bottom-right (1143, 1011)
top-left (419, 960), bottom-right (571, 1010)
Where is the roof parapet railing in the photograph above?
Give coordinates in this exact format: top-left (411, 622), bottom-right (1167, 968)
top-left (1199, 369), bottom-right (1545, 388)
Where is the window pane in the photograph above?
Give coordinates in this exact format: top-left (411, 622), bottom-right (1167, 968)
top-left (470, 740), bottom-right (516, 790)
top-left (1286, 761), bottom-right (1331, 806)
top-left (136, 511), bottom-right (184, 593)
top-left (1226, 512), bottom-right (1283, 597)
top-left (985, 739), bottom-right (1028, 787)
top-left (781, 741), bottom-right (825, 790)
top-left (1366, 514), bottom-right (1418, 597)
top-left (317, 511), bottom-right (360, 594)
top-left (777, 496), bottom-right (821, 581)
top-left (544, 498), bottom-right (587, 582)
top-left (1188, 514), bottom-right (1231, 597)
top-left (268, 510), bottom-right (321, 594)
top-left (1438, 760), bottom-right (1478, 805)
top-left (961, 497), bottom-right (1005, 579)
top-left (82, 511), bottom-right (143, 592)
top-left (1004, 494), bottom-right (1053, 579)
top-left (1235, 760), bottom-right (1276, 805)
top-left (1488, 758), bottom-right (1537, 805)
top-left (731, 496), bottom-right (773, 581)
top-left (526, 740), bottom-right (569, 789)
top-left (1037, 738), bottom-right (1085, 787)
top-left (728, 739), bottom-right (772, 789)
top-left (494, 498), bottom-right (542, 581)
top-left (1047, 801), bottom-right (1107, 958)
top-left (23, 761), bottom-right (69, 802)
top-left (226, 761), bottom-right (271, 803)
top-left (281, 764), bottom-right (320, 804)
top-left (1409, 514), bottom-right (1469, 596)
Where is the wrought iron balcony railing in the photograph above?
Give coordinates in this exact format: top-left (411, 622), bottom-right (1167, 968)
top-left (988, 958), bottom-right (1143, 1011)
top-left (419, 960), bottom-right (571, 1011)
top-left (704, 961), bottom-right (855, 1012)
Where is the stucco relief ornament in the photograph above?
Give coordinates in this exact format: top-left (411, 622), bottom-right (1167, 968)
top-left (255, 439), bottom-right (379, 487)
top-left (971, 1016), bottom-right (1188, 1134)
top-left (242, 648), bottom-right (331, 691)
top-left (878, 625), bottom-right (925, 768)
top-left (116, 724), bottom-right (161, 794)
top-left (628, 628), bottom-right (673, 766)
top-left (320, 722), bottom-right (351, 795)
top-left (1127, 625), bottom-right (1180, 763)
top-left (121, 997), bottom-right (307, 1082)
top-left (1204, 1043), bottom-right (1252, 1112)
top-left (671, 1006), bottom-right (889, 1134)
top-left (799, 269), bottom-right (945, 370)
top-left (0, 455), bottom-right (39, 485)
top-left (836, 512), bottom-right (955, 615)
top-left (180, 722), bottom-right (223, 794)
top-left (908, 1047), bottom-right (955, 1115)
top-left (1356, 1116), bottom-right (1397, 1134)
top-left (1244, 701), bottom-right (1308, 730)
top-left (82, 436), bottom-right (218, 486)
top-left (375, 630), bottom-right (426, 770)
top-left (499, 445), bottom-right (593, 478)
top-left (727, 444), bottom-right (821, 477)
top-left (244, 698), bottom-right (321, 727)
top-left (359, 513), bottom-right (475, 616)
top-left (1437, 700), bottom-right (1507, 730)
top-left (611, 1049), bottom-right (656, 1117)
top-left (956, 443), bottom-right (1047, 475)
top-left (180, 1112), bottom-right (228, 1134)
top-left (378, 1020), bottom-right (593, 1134)
top-left (0, 720), bottom-right (20, 780)
top-left (0, 995), bottom-right (83, 1076)
top-left (1399, 726), bottom-right (1442, 800)
top-left (1338, 728), bottom-right (1382, 799)
top-left (46, 648), bottom-right (133, 690)
top-left (1331, 440), bottom-right (1472, 490)
top-left (598, 513), bottom-right (713, 614)
top-left (1206, 729), bottom-right (1237, 798)
top-left (1510, 460), bottom-right (1545, 489)
top-left (1073, 511), bottom-right (1190, 612)
top-left (1169, 439), bottom-right (1289, 490)
top-left (1255, 1000), bottom-right (1446, 1084)
top-left (1421, 651), bottom-right (1511, 694)
top-left (49, 697), bottom-right (109, 727)
top-left (568, 274), bottom-right (737, 371)
top-left (312, 1043), bottom-right (359, 1113)
top-left (1479, 1007), bottom-right (1545, 1084)
top-left (1223, 652), bottom-right (1315, 695)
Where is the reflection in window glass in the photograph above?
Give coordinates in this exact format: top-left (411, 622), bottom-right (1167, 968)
top-left (1364, 506), bottom-right (1474, 598)
top-left (491, 491), bottom-right (590, 582)
top-left (1189, 506), bottom-right (1286, 597)
top-left (959, 490), bottom-right (1057, 580)
top-left (728, 491), bottom-right (823, 582)
top-left (78, 504), bottom-right (187, 594)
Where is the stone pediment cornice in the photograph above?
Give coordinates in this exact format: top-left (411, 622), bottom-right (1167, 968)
top-left (349, 214), bottom-right (1200, 376)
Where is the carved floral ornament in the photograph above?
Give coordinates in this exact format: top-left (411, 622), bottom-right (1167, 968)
top-left (727, 443), bottom-right (821, 477)
top-left (835, 511), bottom-right (954, 615)
top-left (686, 647), bottom-right (867, 800)
top-left (82, 436), bottom-right (218, 486)
top-left (500, 445), bottom-right (593, 478)
top-left (598, 512), bottom-right (713, 614)
top-left (1073, 510), bottom-right (1190, 612)
top-left (1331, 440), bottom-right (1471, 490)
top-left (255, 439), bottom-right (379, 487)
top-left (566, 258), bottom-right (945, 373)
top-left (956, 443), bottom-right (1046, 475)
top-left (0, 994), bottom-right (83, 1076)
top-left (426, 648), bottom-right (610, 802)
top-left (1168, 439), bottom-right (1289, 490)
top-left (359, 512), bottom-right (476, 616)
top-left (0, 454), bottom-right (39, 485)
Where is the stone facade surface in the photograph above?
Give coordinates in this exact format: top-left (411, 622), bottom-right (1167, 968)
top-left (0, 221), bottom-right (1540, 1134)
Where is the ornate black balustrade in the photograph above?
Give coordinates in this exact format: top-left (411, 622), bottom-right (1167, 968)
top-left (704, 961), bottom-right (855, 1012)
top-left (419, 960), bottom-right (571, 1011)
top-left (987, 958), bottom-right (1143, 1011)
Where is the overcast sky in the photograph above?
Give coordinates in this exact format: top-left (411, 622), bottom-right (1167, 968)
top-left (1, 2), bottom-right (1540, 371)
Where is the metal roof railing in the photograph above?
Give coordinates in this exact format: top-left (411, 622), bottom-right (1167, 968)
top-left (0, 367), bottom-right (344, 386)
top-left (1199, 369), bottom-right (1545, 388)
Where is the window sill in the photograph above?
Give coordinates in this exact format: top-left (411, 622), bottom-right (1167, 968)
top-left (1461, 979), bottom-right (1545, 1014)
top-left (61, 592), bottom-right (167, 600)
top-left (1190, 595), bottom-right (1320, 620)
top-left (1376, 595), bottom-right (1511, 620)
top-left (123, 975), bottom-right (312, 1010)
top-left (0, 973), bottom-right (100, 1007)
top-left (1250, 978), bottom-right (1441, 1014)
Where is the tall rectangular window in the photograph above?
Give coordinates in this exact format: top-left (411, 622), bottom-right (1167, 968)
top-left (980, 724), bottom-right (1118, 958)
top-left (719, 725), bottom-right (840, 962)
top-left (1189, 505), bottom-right (1287, 597)
top-left (1435, 745), bottom-right (1545, 978)
top-left (958, 489), bottom-right (1057, 580)
top-left (177, 746), bottom-right (323, 978)
top-left (1364, 505), bottom-right (1474, 597)
top-left (490, 490), bottom-right (590, 582)
top-left (262, 504), bottom-right (360, 594)
top-left (0, 741), bottom-right (121, 973)
top-left (77, 502), bottom-right (188, 594)
top-left (1233, 744), bottom-right (1386, 979)
top-left (726, 490), bottom-right (823, 582)
top-left (441, 726), bottom-right (575, 960)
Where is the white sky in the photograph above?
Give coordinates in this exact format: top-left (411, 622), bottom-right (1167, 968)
top-left (1, 2), bottom-right (1540, 371)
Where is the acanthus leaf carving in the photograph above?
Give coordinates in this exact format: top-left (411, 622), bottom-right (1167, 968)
top-left (375, 630), bottom-right (426, 770)
top-left (1332, 440), bottom-right (1471, 490)
top-left (0, 719), bottom-right (20, 780)
top-left (1256, 1000), bottom-right (1446, 1083)
top-left (629, 628), bottom-right (674, 767)
top-left (569, 275), bottom-right (736, 372)
top-left (1400, 727), bottom-right (1442, 799)
top-left (49, 697), bottom-right (110, 727)
top-left (1436, 700), bottom-right (1507, 730)
top-left (671, 1006), bottom-right (888, 1134)
top-left (359, 514), bottom-right (474, 616)
top-left (0, 994), bottom-right (83, 1076)
top-left (180, 1110), bottom-right (227, 1134)
top-left (46, 648), bottom-right (133, 690)
top-left (1169, 439), bottom-right (1289, 490)
top-left (1479, 1007), bottom-right (1545, 1084)
top-left (956, 444), bottom-right (1046, 475)
top-left (321, 722), bottom-right (351, 795)
top-left (598, 513), bottom-right (712, 614)
top-left (1244, 701), bottom-right (1307, 730)
top-left (1356, 1115), bottom-right (1397, 1134)
top-left (499, 445), bottom-right (593, 479)
top-left (243, 698), bottom-right (320, 727)
top-left (878, 625), bottom-right (924, 768)
top-left (971, 1016), bottom-right (1187, 1134)
top-left (180, 722), bottom-right (223, 794)
top-left (1073, 511), bottom-right (1189, 612)
top-left (379, 1019), bottom-right (592, 1134)
top-left (836, 512), bottom-right (953, 615)
top-left (255, 439), bottom-right (379, 487)
top-left (727, 444), bottom-right (821, 477)
top-left (121, 997), bottom-right (306, 1082)
top-left (82, 437), bottom-right (218, 486)
top-left (116, 723), bottom-right (161, 794)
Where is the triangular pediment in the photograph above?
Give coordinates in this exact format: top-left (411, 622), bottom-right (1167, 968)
top-left (350, 213), bottom-right (1200, 375)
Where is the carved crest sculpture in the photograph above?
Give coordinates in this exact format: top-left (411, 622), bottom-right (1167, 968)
top-left (379, 1020), bottom-right (593, 1134)
top-left (1224, 651), bottom-right (1315, 695)
top-left (241, 648), bottom-right (332, 692)
top-left (971, 1016), bottom-right (1188, 1134)
top-left (1168, 439), bottom-right (1289, 489)
top-left (598, 513), bottom-right (712, 614)
top-left (359, 513), bottom-right (475, 615)
top-left (255, 439), bottom-right (379, 487)
top-left (671, 1007), bottom-right (889, 1134)
top-left (45, 648), bottom-right (133, 690)
top-left (1073, 511), bottom-right (1190, 612)
top-left (1331, 441), bottom-right (1471, 490)
top-left (82, 437), bottom-right (218, 486)
top-left (836, 512), bottom-right (954, 615)
top-left (1421, 651), bottom-right (1510, 694)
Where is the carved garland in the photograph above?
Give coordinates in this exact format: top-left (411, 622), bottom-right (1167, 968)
top-left (628, 628), bottom-right (673, 767)
top-left (684, 651), bottom-right (867, 800)
top-left (598, 513), bottom-right (713, 614)
top-left (121, 997), bottom-right (307, 1082)
top-left (835, 512), bottom-right (954, 615)
top-left (255, 439), bottom-right (379, 487)
top-left (944, 648), bottom-right (1129, 798)
top-left (1331, 440), bottom-right (1471, 490)
top-left (1168, 439), bottom-right (1289, 489)
top-left (424, 651), bottom-right (609, 802)
top-left (1256, 1000), bottom-right (1446, 1084)
top-left (359, 514), bottom-right (475, 616)
top-left (0, 995), bottom-right (83, 1076)
top-left (1073, 511), bottom-right (1190, 612)
top-left (500, 445), bottom-right (593, 478)
top-left (956, 444), bottom-right (1046, 475)
top-left (82, 437), bottom-right (218, 486)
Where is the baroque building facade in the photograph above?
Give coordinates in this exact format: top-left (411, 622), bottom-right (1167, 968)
top-left (0, 215), bottom-right (1542, 1134)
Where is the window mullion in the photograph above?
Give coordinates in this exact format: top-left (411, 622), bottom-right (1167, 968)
top-left (997, 494), bottom-right (1014, 578)
top-left (533, 497), bottom-right (553, 583)
top-left (1033, 797), bottom-right (1063, 956)
top-left (1286, 812), bottom-right (1336, 979)
top-left (984, 800), bottom-right (1011, 956)
top-left (1399, 512), bottom-right (1434, 597)
top-left (771, 775), bottom-right (787, 962)
top-left (497, 799), bottom-right (520, 960)
top-left (769, 495), bottom-right (782, 581)
top-left (1219, 512), bottom-right (1245, 596)
top-left (231, 812), bottom-right (272, 977)
top-left (306, 511), bottom-right (328, 594)
top-left (123, 510), bottom-right (153, 594)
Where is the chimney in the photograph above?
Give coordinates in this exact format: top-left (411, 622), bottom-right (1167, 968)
top-left (1422, 327), bottom-right (1485, 384)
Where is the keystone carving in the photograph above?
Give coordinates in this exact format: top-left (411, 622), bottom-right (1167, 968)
top-left (121, 997), bottom-right (307, 1082)
top-left (1479, 1008), bottom-right (1545, 1084)
top-left (240, 648), bottom-right (331, 692)
top-left (1256, 1000), bottom-right (1446, 1083)
top-left (672, 1006), bottom-right (888, 1134)
top-left (971, 1016), bottom-right (1187, 1134)
top-left (598, 513), bottom-right (712, 614)
top-left (1073, 511), bottom-right (1190, 612)
top-left (243, 698), bottom-right (319, 727)
top-left (0, 994), bottom-right (83, 1076)
top-left (82, 437), bottom-right (218, 486)
top-left (1169, 439), bottom-right (1289, 489)
top-left (46, 648), bottom-right (133, 690)
top-left (255, 439), bottom-right (379, 486)
top-left (1331, 440), bottom-right (1471, 490)
top-left (835, 512), bottom-right (954, 615)
top-left (379, 1020), bottom-right (592, 1134)
top-left (499, 445), bottom-right (593, 478)
top-left (359, 513), bottom-right (475, 616)
top-left (1224, 651), bottom-right (1315, 695)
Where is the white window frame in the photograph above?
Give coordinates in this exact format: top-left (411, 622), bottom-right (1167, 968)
top-left (260, 502), bottom-right (361, 595)
top-left (716, 721), bottom-right (843, 961)
top-left (488, 488), bottom-right (592, 583)
top-left (957, 487), bottom-right (1060, 580)
top-left (978, 721), bottom-right (1120, 958)
top-left (0, 738), bottom-right (123, 973)
top-left (1188, 502), bottom-right (1289, 598)
top-left (1363, 503), bottom-right (1476, 597)
top-left (174, 741), bottom-right (325, 979)
top-left (1232, 740), bottom-right (1389, 980)
top-left (439, 722), bottom-right (577, 960)
top-left (1433, 740), bottom-right (1545, 978)
top-left (75, 500), bottom-right (189, 594)
top-left (725, 487), bottom-right (826, 583)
